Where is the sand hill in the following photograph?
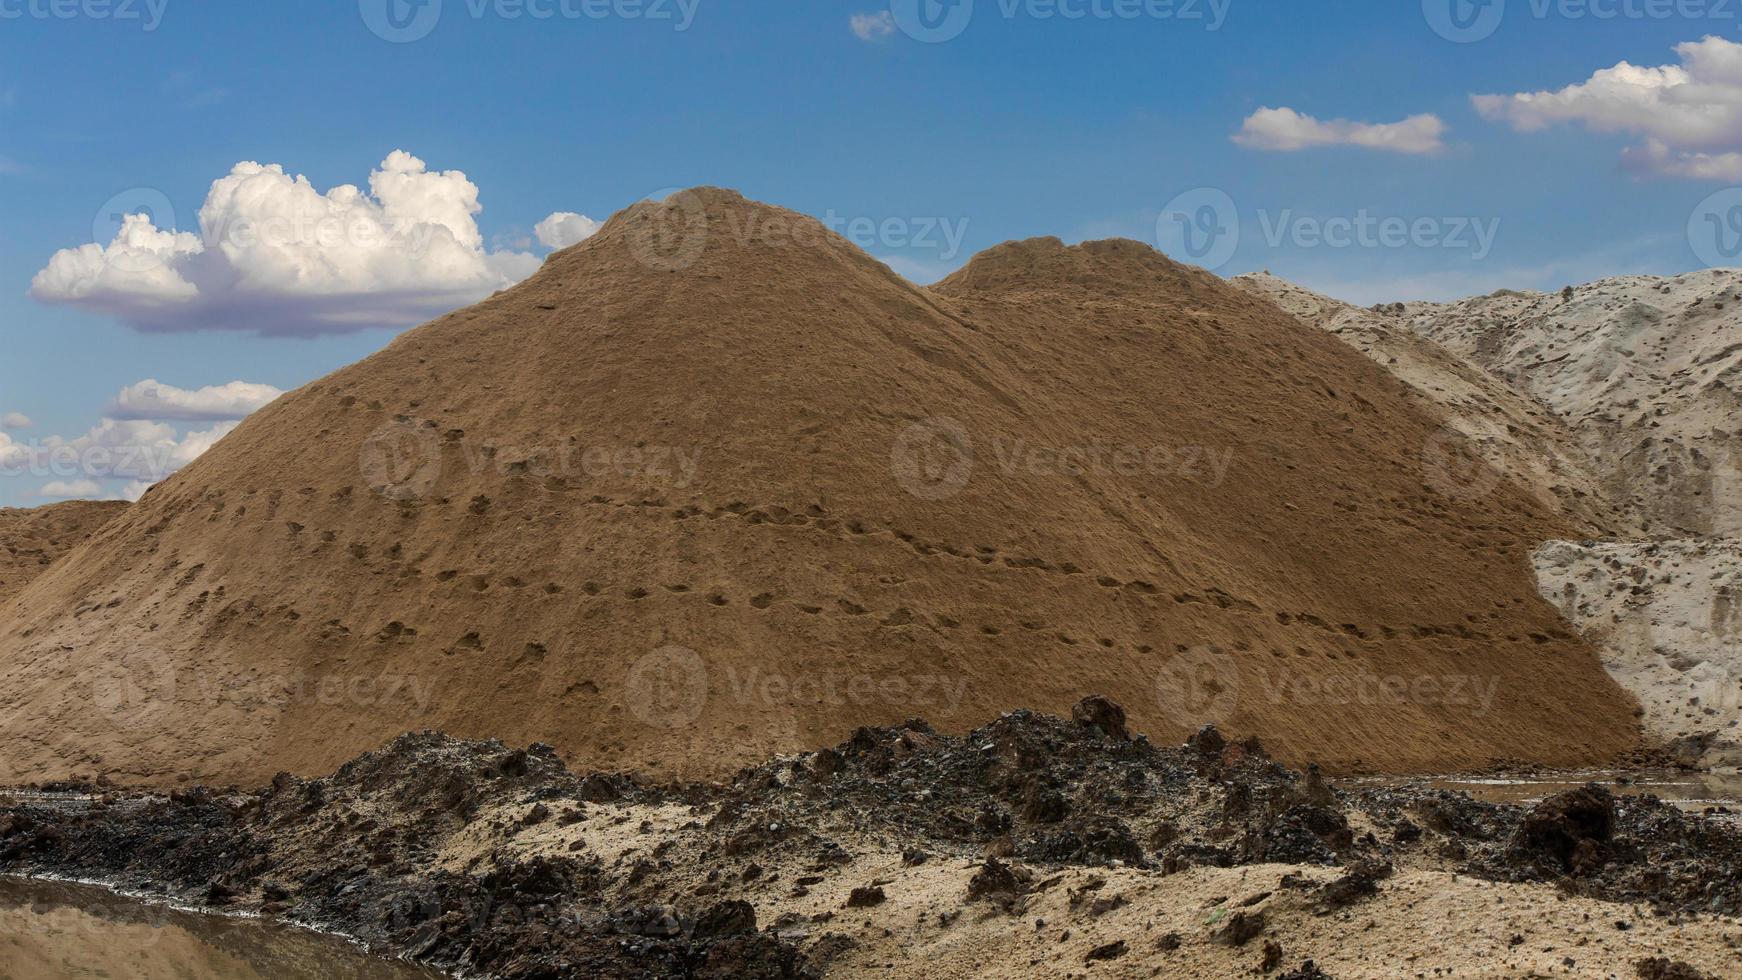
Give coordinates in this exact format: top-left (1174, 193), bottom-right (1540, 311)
top-left (0, 189), bottom-right (1640, 787)
top-left (1398, 272), bottom-right (1742, 538)
top-left (0, 501), bottom-right (127, 608)
top-left (1230, 273), bottom-right (1624, 536)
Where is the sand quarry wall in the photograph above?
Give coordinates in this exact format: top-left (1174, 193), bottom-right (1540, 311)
top-left (0, 190), bottom-right (1641, 787)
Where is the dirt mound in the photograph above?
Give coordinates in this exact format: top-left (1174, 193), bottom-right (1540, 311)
top-left (0, 501), bottom-right (127, 608)
top-left (1231, 273), bottom-right (1624, 536)
top-left (0, 188), bottom-right (1639, 786)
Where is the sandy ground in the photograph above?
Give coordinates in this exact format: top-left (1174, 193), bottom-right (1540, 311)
top-left (0, 877), bottom-right (441, 979)
top-left (757, 859), bottom-right (1742, 979)
top-left (455, 794), bottom-right (1742, 979)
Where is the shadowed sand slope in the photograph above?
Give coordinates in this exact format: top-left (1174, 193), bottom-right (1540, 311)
top-left (0, 189), bottom-right (1640, 786)
top-left (1230, 272), bottom-right (1625, 536)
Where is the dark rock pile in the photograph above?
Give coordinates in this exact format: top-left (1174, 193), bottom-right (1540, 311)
top-left (3, 698), bottom-right (1739, 978)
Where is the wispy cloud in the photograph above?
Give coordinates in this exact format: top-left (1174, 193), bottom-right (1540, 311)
top-left (109, 379), bottom-right (283, 421)
top-left (1234, 107), bottom-right (1447, 155)
top-left (850, 11), bottom-right (896, 41)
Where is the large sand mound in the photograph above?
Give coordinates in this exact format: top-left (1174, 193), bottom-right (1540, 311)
top-left (0, 501), bottom-right (127, 608)
top-left (0, 189), bottom-right (1640, 786)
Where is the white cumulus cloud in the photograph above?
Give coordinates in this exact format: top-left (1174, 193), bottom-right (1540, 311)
top-left (0, 412), bottom-right (29, 429)
top-left (40, 479), bottom-right (103, 499)
top-left (1, 377), bottom-right (283, 502)
top-left (1473, 36), bottom-right (1742, 180)
top-left (1233, 107), bottom-right (1447, 155)
top-left (851, 11), bottom-right (896, 41)
top-left (534, 211), bottom-right (602, 250)
top-left (30, 150), bottom-right (543, 336)
top-left (25, 418), bottom-right (239, 482)
top-left (110, 379), bottom-right (283, 421)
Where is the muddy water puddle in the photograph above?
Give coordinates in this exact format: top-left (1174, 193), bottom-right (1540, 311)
top-left (0, 875), bottom-right (445, 980)
top-left (1349, 769), bottom-right (1742, 816)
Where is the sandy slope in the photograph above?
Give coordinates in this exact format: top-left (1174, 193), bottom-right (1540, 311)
top-left (1231, 272), bottom-right (1623, 536)
top-left (1240, 270), bottom-right (1742, 768)
top-left (1396, 272), bottom-right (1742, 769)
top-left (0, 501), bottom-right (127, 608)
top-left (0, 189), bottom-right (1639, 787)
top-left (1400, 272), bottom-right (1742, 538)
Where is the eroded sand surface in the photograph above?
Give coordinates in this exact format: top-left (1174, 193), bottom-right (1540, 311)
top-left (1536, 538), bottom-right (1742, 767)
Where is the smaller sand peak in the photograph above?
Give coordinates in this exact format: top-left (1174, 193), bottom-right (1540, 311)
top-left (934, 235), bottom-right (1212, 299)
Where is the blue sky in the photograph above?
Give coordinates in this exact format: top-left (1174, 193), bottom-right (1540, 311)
top-left (1, 0), bottom-right (1739, 505)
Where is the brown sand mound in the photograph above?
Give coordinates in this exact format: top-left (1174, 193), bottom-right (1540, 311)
top-left (0, 501), bottom-right (127, 608)
top-left (0, 188), bottom-right (1639, 786)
